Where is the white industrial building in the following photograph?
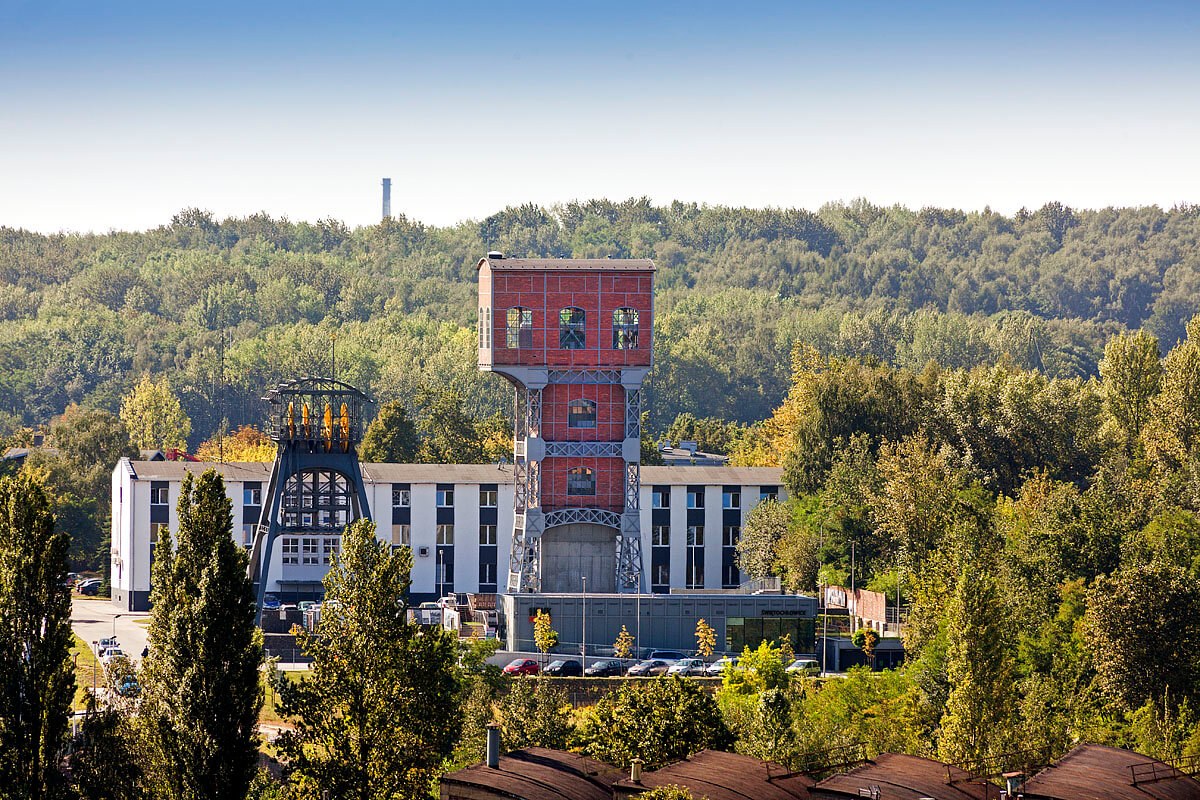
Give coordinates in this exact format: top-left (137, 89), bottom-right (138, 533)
top-left (110, 459), bottom-right (785, 612)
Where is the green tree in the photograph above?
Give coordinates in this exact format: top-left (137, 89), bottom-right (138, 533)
top-left (416, 388), bottom-right (483, 463)
top-left (533, 609), bottom-right (559, 659)
top-left (634, 786), bottom-right (698, 800)
top-left (494, 676), bottom-right (571, 750)
top-left (0, 472), bottom-right (73, 800)
top-left (1099, 329), bottom-right (1162, 450)
top-left (695, 618), bottom-right (716, 659)
top-left (937, 540), bottom-right (1018, 766)
top-left (1143, 320), bottom-right (1200, 470)
top-left (1086, 561), bottom-right (1200, 710)
top-left (68, 702), bottom-right (145, 800)
top-left (735, 499), bottom-right (790, 581)
top-left (359, 400), bottom-right (419, 463)
top-left (275, 519), bottom-right (462, 799)
top-left (140, 470), bottom-right (263, 800)
top-left (577, 676), bottom-right (732, 769)
top-left (119, 374), bottom-right (192, 452)
top-left (614, 625), bottom-right (635, 660)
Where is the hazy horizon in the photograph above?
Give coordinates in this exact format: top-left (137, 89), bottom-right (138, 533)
top-left (4, 0), bottom-right (1198, 234)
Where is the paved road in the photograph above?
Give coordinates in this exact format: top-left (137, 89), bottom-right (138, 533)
top-left (71, 597), bottom-right (149, 662)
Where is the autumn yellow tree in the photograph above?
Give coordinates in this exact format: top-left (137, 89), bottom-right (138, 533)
top-left (119, 374), bottom-right (191, 452)
top-left (195, 425), bottom-right (276, 462)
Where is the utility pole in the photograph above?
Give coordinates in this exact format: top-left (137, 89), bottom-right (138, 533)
top-left (581, 575), bottom-right (587, 661)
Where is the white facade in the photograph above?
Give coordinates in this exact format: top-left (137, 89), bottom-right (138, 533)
top-left (110, 459), bottom-right (785, 611)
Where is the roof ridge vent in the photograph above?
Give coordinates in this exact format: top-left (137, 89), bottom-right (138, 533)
top-left (487, 251), bottom-right (505, 260)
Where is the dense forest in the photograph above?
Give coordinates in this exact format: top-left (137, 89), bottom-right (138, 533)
top-left (3, 199), bottom-right (1200, 445)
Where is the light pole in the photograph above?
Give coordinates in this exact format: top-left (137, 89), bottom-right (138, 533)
top-left (112, 613), bottom-right (123, 639)
top-left (438, 549), bottom-right (444, 603)
top-left (636, 587), bottom-right (641, 660)
top-left (581, 575), bottom-right (587, 662)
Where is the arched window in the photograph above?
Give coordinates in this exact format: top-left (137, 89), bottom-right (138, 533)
top-left (613, 307), bottom-right (639, 349)
top-left (506, 307), bottom-right (533, 349)
top-left (559, 307), bottom-right (586, 350)
top-left (566, 466), bottom-right (596, 496)
top-left (568, 399), bottom-right (597, 429)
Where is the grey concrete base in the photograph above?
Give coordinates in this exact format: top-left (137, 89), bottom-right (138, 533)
top-left (540, 523), bottom-right (616, 593)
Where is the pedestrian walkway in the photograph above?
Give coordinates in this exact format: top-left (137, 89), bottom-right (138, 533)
top-left (71, 596), bottom-right (150, 661)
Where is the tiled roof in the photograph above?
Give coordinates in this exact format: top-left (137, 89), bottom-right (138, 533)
top-left (123, 460), bottom-right (783, 487)
top-left (1023, 743), bottom-right (1200, 800)
top-left (614, 750), bottom-right (814, 800)
top-left (812, 752), bottom-right (993, 799)
top-left (441, 747), bottom-right (622, 800)
top-left (478, 257), bottom-right (655, 272)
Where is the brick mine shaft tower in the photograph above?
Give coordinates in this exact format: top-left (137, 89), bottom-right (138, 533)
top-left (478, 255), bottom-right (653, 594)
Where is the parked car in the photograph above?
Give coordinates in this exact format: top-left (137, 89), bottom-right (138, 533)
top-left (705, 657), bottom-right (740, 677)
top-left (667, 657), bottom-right (708, 676)
top-left (76, 579), bottom-right (101, 596)
top-left (543, 659), bottom-right (583, 677)
top-left (786, 658), bottom-right (820, 677)
top-left (96, 637), bottom-right (120, 651)
top-left (503, 658), bottom-right (540, 676)
top-left (646, 650), bottom-right (689, 661)
top-left (297, 600), bottom-right (316, 612)
top-left (585, 659), bottom-right (627, 677)
top-left (115, 676), bottom-right (140, 697)
top-left (261, 593), bottom-right (282, 610)
top-left (627, 659), bottom-right (673, 677)
top-left (99, 648), bottom-right (126, 665)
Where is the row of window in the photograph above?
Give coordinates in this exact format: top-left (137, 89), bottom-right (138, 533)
top-left (388, 524), bottom-right (499, 547)
top-left (281, 537), bottom-right (341, 565)
top-left (651, 524), bottom-right (741, 548)
top-left (652, 487), bottom-right (778, 509)
top-left (391, 487), bottom-right (500, 508)
top-left (495, 306), bottom-right (641, 351)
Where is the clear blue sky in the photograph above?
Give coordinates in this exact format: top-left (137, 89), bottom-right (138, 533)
top-left (2, 0), bottom-right (1198, 232)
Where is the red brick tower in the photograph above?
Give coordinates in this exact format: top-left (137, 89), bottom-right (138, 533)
top-left (478, 255), bottom-right (654, 593)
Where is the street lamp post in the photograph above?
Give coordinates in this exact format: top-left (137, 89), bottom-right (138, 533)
top-left (581, 575), bottom-right (587, 662)
top-left (112, 613), bottom-right (123, 639)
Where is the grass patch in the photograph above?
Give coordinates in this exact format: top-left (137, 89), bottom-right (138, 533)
top-left (259, 669), bottom-right (306, 726)
top-left (69, 633), bottom-right (103, 711)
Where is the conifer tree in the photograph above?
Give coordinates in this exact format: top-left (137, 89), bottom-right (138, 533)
top-left (140, 470), bottom-right (262, 800)
top-left (275, 519), bottom-right (462, 799)
top-left (0, 472), bottom-right (73, 800)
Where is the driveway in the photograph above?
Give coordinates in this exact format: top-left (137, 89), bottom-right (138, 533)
top-left (71, 596), bottom-right (150, 662)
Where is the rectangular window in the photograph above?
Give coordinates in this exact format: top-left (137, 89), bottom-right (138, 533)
top-left (480, 489), bottom-right (498, 507)
top-left (568, 399), bottom-right (597, 429)
top-left (242, 524), bottom-right (255, 545)
top-left (150, 486), bottom-right (170, 505)
top-left (302, 538), bottom-right (319, 565)
top-left (652, 525), bottom-right (670, 547)
top-left (391, 524), bottom-right (410, 547)
top-left (687, 489), bottom-right (704, 509)
top-left (150, 522), bottom-right (168, 544)
top-left (506, 307), bottom-right (533, 349)
top-left (243, 487), bottom-right (262, 506)
top-left (760, 486), bottom-right (779, 502)
top-left (723, 525), bottom-right (741, 547)
top-left (479, 562), bottom-right (497, 586)
top-left (653, 562), bottom-right (670, 589)
top-left (437, 488), bottom-right (454, 507)
top-left (687, 525), bottom-right (705, 547)
top-left (559, 307), bottom-right (586, 350)
top-left (282, 538), bottom-right (299, 565)
top-left (322, 537), bottom-right (340, 564)
top-left (651, 487), bottom-right (669, 509)
top-left (722, 489), bottom-right (740, 509)
top-left (686, 560), bottom-right (705, 589)
top-left (392, 487), bottom-right (411, 507)
top-left (567, 468), bottom-right (596, 496)
top-left (437, 524), bottom-right (455, 545)
top-left (479, 524), bottom-right (497, 546)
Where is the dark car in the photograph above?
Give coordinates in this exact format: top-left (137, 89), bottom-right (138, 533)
top-left (543, 659), bottom-right (583, 677)
top-left (77, 579), bottom-right (101, 596)
top-left (503, 658), bottom-right (540, 676)
top-left (585, 659), bottom-right (626, 677)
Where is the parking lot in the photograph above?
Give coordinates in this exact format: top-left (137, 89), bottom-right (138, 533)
top-left (71, 596), bottom-right (149, 662)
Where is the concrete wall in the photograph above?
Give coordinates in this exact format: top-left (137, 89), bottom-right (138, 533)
top-left (541, 523), bottom-right (617, 593)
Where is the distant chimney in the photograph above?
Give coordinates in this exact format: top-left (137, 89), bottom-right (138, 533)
top-left (630, 758), bottom-right (644, 783)
top-left (1003, 772), bottom-right (1024, 796)
top-left (680, 440), bottom-right (698, 455)
top-left (382, 178), bottom-right (392, 221)
top-left (487, 251), bottom-right (505, 260)
top-left (486, 724), bottom-right (500, 769)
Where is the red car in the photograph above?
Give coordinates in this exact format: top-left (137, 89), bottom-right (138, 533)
top-left (503, 658), bottom-right (540, 676)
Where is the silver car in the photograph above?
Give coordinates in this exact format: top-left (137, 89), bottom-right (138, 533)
top-left (667, 657), bottom-right (707, 676)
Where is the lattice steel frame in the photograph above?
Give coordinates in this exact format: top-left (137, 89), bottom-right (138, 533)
top-left (508, 384), bottom-right (544, 593)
